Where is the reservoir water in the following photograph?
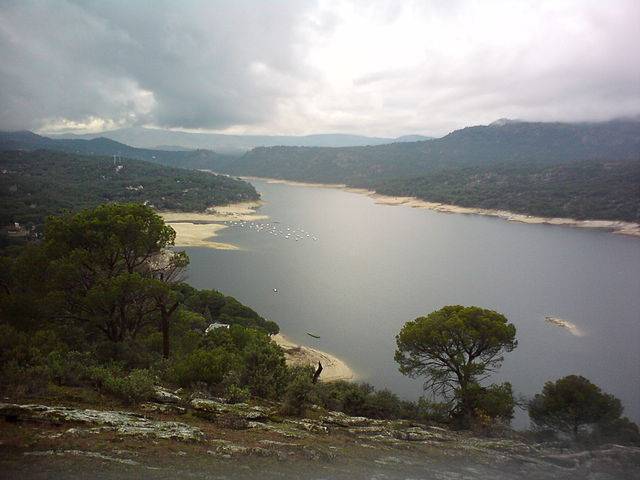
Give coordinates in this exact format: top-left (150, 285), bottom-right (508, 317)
top-left (184, 179), bottom-right (640, 427)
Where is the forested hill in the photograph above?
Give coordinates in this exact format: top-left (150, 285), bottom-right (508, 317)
top-left (0, 150), bottom-right (259, 225)
top-left (213, 119), bottom-right (639, 222)
top-left (3, 121), bottom-right (639, 222)
top-left (369, 160), bottom-right (640, 222)
top-left (0, 130), bottom-right (233, 170)
top-left (220, 120), bottom-right (640, 183)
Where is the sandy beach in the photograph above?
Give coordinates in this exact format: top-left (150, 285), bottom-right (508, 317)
top-left (272, 333), bottom-right (356, 382)
top-left (240, 176), bottom-right (640, 238)
top-left (544, 316), bottom-right (585, 337)
top-left (161, 200), bottom-right (268, 249)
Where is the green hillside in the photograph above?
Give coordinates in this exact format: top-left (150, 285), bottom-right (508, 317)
top-left (368, 160), bottom-right (640, 222)
top-left (0, 150), bottom-right (258, 225)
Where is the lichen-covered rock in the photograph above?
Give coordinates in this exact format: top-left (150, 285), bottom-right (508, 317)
top-left (24, 450), bottom-right (141, 466)
top-left (0, 403), bottom-right (203, 442)
top-left (140, 402), bottom-right (186, 415)
top-left (392, 426), bottom-right (451, 442)
top-left (321, 411), bottom-right (382, 427)
top-left (190, 398), bottom-right (273, 421)
top-left (283, 418), bottom-right (329, 434)
top-left (152, 386), bottom-right (182, 405)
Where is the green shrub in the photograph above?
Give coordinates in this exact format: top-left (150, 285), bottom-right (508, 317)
top-left (239, 335), bottom-right (288, 399)
top-left (594, 417), bottom-right (640, 445)
top-left (203, 325), bottom-right (289, 399)
top-left (89, 366), bottom-right (155, 404)
top-left (415, 397), bottom-right (451, 423)
top-left (469, 382), bottom-right (515, 421)
top-left (170, 348), bottom-right (239, 388)
top-left (361, 389), bottom-right (402, 419)
top-left (93, 339), bottom-right (160, 369)
top-left (225, 384), bottom-right (251, 404)
top-left (0, 360), bottom-right (50, 396)
top-left (314, 381), bottom-right (371, 416)
top-left (47, 350), bottom-right (94, 387)
top-left (281, 366), bottom-right (315, 416)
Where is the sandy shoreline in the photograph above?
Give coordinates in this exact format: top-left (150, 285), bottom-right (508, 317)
top-left (161, 200), bottom-right (268, 249)
top-left (272, 333), bottom-right (356, 382)
top-left (241, 176), bottom-right (640, 238)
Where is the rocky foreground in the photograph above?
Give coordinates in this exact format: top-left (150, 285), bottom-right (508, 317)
top-left (1, 393), bottom-right (639, 480)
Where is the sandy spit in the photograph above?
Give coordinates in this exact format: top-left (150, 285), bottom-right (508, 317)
top-left (161, 200), bottom-right (268, 249)
top-left (544, 316), bottom-right (585, 337)
top-left (272, 333), bottom-right (356, 382)
top-left (240, 176), bottom-right (640, 238)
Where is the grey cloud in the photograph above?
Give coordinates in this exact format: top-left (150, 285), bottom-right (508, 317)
top-left (0, 0), bottom-right (638, 136)
top-left (0, 0), bottom-right (313, 131)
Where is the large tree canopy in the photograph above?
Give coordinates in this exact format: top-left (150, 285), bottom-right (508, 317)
top-left (529, 375), bottom-right (626, 439)
top-left (45, 203), bottom-right (176, 276)
top-left (395, 305), bottom-right (517, 425)
top-left (43, 204), bottom-right (187, 345)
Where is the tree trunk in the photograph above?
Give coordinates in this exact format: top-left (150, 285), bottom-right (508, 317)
top-left (312, 362), bottom-right (323, 384)
top-left (161, 313), bottom-right (170, 359)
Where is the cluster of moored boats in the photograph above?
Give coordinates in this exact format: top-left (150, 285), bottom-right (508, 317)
top-left (226, 221), bottom-right (318, 242)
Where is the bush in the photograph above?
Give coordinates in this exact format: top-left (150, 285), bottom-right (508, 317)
top-left (89, 366), bottom-right (155, 404)
top-left (225, 384), bottom-right (251, 404)
top-left (314, 382), bottom-right (403, 418)
top-left (415, 397), bottom-right (451, 423)
top-left (472, 382), bottom-right (515, 421)
top-left (170, 348), bottom-right (239, 388)
top-left (281, 366), bottom-right (315, 416)
top-left (594, 417), bottom-right (640, 445)
top-left (0, 361), bottom-right (50, 397)
top-left (47, 350), bottom-right (94, 387)
top-left (93, 338), bottom-right (160, 370)
top-left (239, 335), bottom-right (288, 399)
top-left (362, 389), bottom-right (402, 419)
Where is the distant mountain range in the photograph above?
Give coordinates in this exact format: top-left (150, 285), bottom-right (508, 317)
top-left (219, 119), bottom-right (640, 184)
top-left (0, 130), bottom-right (227, 169)
top-left (3, 119), bottom-right (639, 222)
top-left (47, 126), bottom-right (434, 153)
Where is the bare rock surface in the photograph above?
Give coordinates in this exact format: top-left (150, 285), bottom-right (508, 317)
top-left (0, 403), bottom-right (204, 442)
top-left (190, 398), bottom-right (273, 421)
top-left (2, 401), bottom-right (640, 479)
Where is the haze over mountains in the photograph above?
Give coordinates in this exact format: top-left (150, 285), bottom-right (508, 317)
top-left (48, 127), bottom-right (434, 153)
top-left (219, 119), bottom-right (640, 183)
top-left (2, 118), bottom-right (639, 222)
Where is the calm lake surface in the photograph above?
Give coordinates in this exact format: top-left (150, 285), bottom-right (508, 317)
top-left (184, 179), bottom-right (640, 427)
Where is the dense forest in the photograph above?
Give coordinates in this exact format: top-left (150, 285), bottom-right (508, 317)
top-left (368, 160), bottom-right (640, 222)
top-left (221, 120), bottom-right (640, 182)
top-left (2, 120), bottom-right (639, 222)
top-left (217, 120), bottom-right (640, 222)
top-left (0, 150), bottom-right (258, 225)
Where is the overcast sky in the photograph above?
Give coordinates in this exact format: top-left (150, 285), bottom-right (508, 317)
top-left (1, 0), bottom-right (639, 137)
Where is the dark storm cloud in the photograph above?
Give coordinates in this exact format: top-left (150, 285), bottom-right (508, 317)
top-left (0, 0), bottom-right (638, 136)
top-left (0, 0), bottom-right (312, 131)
